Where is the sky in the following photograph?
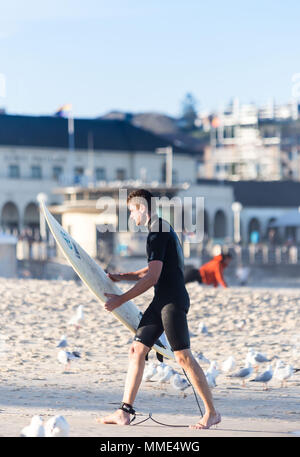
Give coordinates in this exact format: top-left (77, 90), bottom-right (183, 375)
top-left (0, 0), bottom-right (300, 119)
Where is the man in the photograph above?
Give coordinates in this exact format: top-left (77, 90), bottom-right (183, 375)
top-left (98, 189), bottom-right (220, 429)
top-left (184, 253), bottom-right (232, 288)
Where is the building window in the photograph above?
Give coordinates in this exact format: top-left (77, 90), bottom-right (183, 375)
top-left (74, 167), bottom-right (84, 184)
top-left (116, 168), bottom-right (126, 180)
top-left (31, 165), bottom-right (42, 179)
top-left (8, 165), bottom-right (20, 178)
top-left (95, 167), bottom-right (106, 181)
top-left (53, 166), bottom-right (63, 181)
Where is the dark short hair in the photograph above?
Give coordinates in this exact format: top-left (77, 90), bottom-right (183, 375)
top-left (127, 189), bottom-right (156, 215)
top-left (222, 253), bottom-right (233, 260)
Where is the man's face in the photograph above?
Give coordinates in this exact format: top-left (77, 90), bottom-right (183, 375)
top-left (128, 202), bottom-right (148, 226)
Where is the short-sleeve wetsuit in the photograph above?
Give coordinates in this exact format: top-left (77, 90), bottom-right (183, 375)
top-left (134, 216), bottom-right (191, 352)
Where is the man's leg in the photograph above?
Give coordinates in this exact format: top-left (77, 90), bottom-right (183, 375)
top-left (174, 349), bottom-right (221, 429)
top-left (98, 341), bottom-right (149, 425)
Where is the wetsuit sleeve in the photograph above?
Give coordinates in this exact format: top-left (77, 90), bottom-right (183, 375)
top-left (215, 264), bottom-right (227, 288)
top-left (147, 232), bottom-right (169, 263)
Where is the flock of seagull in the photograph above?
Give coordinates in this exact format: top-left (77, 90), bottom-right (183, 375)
top-left (20, 307), bottom-right (299, 436)
top-left (143, 346), bottom-right (299, 393)
top-left (20, 305), bottom-right (84, 437)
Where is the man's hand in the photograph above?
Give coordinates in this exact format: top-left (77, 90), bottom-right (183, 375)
top-left (104, 293), bottom-right (124, 312)
top-left (107, 273), bottom-right (123, 282)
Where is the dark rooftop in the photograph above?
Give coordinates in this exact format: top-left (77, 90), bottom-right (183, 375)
top-left (197, 179), bottom-right (300, 207)
top-left (0, 114), bottom-right (196, 155)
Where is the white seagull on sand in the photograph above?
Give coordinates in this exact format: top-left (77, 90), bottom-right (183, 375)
top-left (44, 415), bottom-right (69, 437)
top-left (274, 360), bottom-right (296, 387)
top-left (20, 415), bottom-right (45, 437)
top-left (68, 305), bottom-right (84, 330)
top-left (205, 371), bottom-right (217, 388)
top-left (158, 365), bottom-right (176, 384)
top-left (246, 348), bottom-right (272, 372)
top-left (57, 350), bottom-right (81, 370)
top-left (56, 335), bottom-right (68, 349)
top-left (171, 373), bottom-right (191, 396)
top-left (143, 362), bottom-right (157, 382)
top-left (250, 364), bottom-right (273, 390)
top-left (194, 352), bottom-right (211, 365)
top-left (149, 362), bottom-right (167, 381)
top-left (222, 356), bottom-right (236, 373)
top-left (198, 322), bottom-right (208, 335)
top-left (229, 361), bottom-right (253, 387)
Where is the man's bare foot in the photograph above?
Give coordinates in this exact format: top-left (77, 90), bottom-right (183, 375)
top-left (96, 409), bottom-right (130, 425)
top-left (189, 411), bottom-right (221, 430)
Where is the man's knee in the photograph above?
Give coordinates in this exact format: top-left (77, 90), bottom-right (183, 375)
top-left (174, 349), bottom-right (193, 368)
top-left (129, 341), bottom-right (149, 361)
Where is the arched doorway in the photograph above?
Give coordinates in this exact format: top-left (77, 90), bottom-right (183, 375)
top-left (213, 210), bottom-right (226, 238)
top-left (1, 202), bottom-right (19, 233)
top-left (24, 202), bottom-right (40, 237)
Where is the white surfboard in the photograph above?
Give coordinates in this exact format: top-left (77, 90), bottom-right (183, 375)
top-left (40, 202), bottom-right (174, 360)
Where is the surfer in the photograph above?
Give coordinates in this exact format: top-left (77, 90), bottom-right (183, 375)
top-left (99, 189), bottom-right (220, 430)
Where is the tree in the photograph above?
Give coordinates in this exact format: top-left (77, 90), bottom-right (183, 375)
top-left (180, 92), bottom-right (198, 131)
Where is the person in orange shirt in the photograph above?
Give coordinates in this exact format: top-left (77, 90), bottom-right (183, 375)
top-left (184, 253), bottom-right (232, 288)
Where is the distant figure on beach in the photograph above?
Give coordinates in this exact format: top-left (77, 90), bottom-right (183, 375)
top-left (98, 189), bottom-right (221, 430)
top-left (236, 264), bottom-right (250, 286)
top-left (184, 253), bottom-right (232, 288)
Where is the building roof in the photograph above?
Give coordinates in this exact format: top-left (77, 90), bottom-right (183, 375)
top-left (197, 179), bottom-right (300, 207)
top-left (0, 114), bottom-right (196, 155)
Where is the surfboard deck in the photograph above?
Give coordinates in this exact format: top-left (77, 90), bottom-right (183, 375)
top-left (40, 202), bottom-right (174, 360)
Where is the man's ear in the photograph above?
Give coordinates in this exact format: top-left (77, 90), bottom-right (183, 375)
top-left (139, 203), bottom-right (148, 215)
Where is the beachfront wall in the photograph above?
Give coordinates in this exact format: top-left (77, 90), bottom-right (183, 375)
top-left (240, 207), bottom-right (300, 244)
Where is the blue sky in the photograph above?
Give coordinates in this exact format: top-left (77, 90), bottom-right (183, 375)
top-left (0, 0), bottom-right (300, 118)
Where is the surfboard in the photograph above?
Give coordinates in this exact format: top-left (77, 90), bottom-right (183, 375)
top-left (40, 202), bottom-right (174, 360)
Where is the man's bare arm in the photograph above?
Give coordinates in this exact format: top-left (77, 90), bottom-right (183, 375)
top-left (119, 261), bottom-right (162, 302)
top-left (108, 266), bottom-right (149, 282)
top-left (104, 262), bottom-right (163, 311)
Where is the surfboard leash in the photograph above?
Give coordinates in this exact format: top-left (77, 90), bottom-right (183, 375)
top-left (131, 369), bottom-right (203, 428)
top-left (182, 368), bottom-right (204, 418)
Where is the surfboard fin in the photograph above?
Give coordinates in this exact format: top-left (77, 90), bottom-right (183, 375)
top-left (156, 352), bottom-right (164, 363)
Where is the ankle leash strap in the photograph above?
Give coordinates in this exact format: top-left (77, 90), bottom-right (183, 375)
top-left (119, 402), bottom-right (136, 423)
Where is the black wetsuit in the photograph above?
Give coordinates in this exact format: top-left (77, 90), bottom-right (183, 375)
top-left (134, 216), bottom-right (190, 352)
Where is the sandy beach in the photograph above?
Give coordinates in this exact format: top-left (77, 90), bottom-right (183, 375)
top-left (0, 277), bottom-right (299, 438)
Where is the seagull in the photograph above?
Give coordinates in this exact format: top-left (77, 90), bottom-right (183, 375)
top-left (143, 362), bottom-right (158, 381)
top-left (234, 319), bottom-right (247, 331)
top-left (250, 364), bottom-right (273, 390)
top-left (198, 322), bottom-right (208, 335)
top-left (20, 415), bottom-right (45, 437)
top-left (229, 362), bottom-right (253, 387)
top-left (222, 356), bottom-right (236, 373)
top-left (274, 360), bottom-right (295, 387)
top-left (57, 350), bottom-right (81, 370)
top-left (194, 352), bottom-right (210, 365)
top-left (158, 365), bottom-right (176, 384)
top-left (206, 371), bottom-right (217, 388)
top-left (206, 361), bottom-right (220, 380)
top-left (56, 335), bottom-right (68, 349)
top-left (44, 415), bottom-right (69, 437)
top-left (246, 348), bottom-right (272, 372)
top-left (171, 373), bottom-right (191, 396)
top-left (149, 362), bottom-right (167, 381)
top-left (68, 305), bottom-right (84, 330)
